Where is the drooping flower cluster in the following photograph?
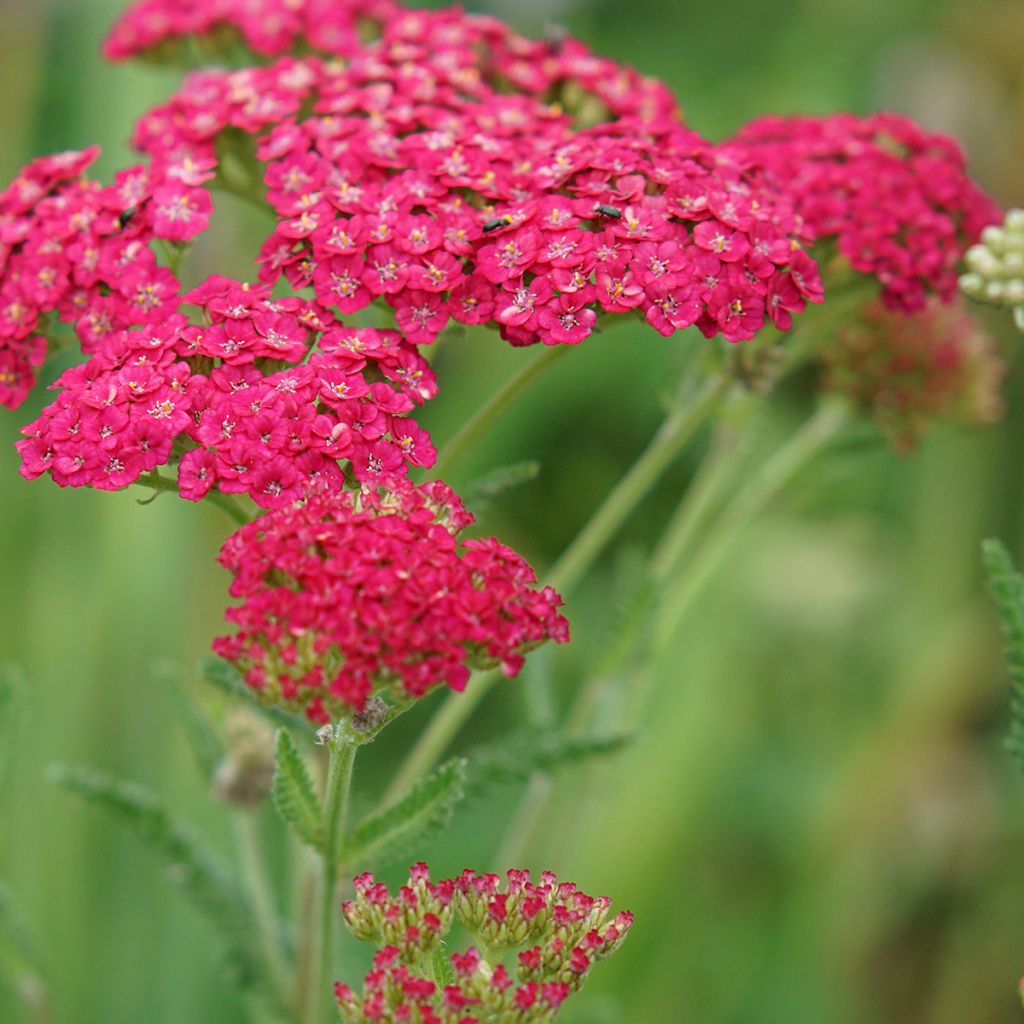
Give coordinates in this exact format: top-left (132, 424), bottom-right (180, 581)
top-left (105, 2), bottom-right (678, 124)
top-left (822, 296), bottom-right (1005, 451)
top-left (213, 483), bottom-right (569, 722)
top-left (0, 145), bottom-right (209, 409)
top-left (335, 863), bottom-right (633, 1023)
top-left (16, 274), bottom-right (435, 502)
top-left (723, 113), bottom-right (1001, 313)
top-left (961, 209), bottom-right (1024, 332)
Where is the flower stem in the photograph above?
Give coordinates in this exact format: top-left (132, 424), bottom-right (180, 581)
top-left (307, 728), bottom-right (358, 1024)
top-left (381, 671), bottom-right (498, 807)
top-left (547, 373), bottom-right (731, 595)
top-left (432, 344), bottom-right (570, 480)
top-left (384, 369), bottom-right (730, 801)
top-left (652, 401), bottom-right (849, 654)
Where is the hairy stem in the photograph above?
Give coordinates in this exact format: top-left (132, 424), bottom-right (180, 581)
top-left (307, 730), bottom-right (358, 1024)
top-left (134, 471), bottom-right (252, 527)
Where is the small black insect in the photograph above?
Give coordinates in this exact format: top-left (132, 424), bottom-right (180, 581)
top-left (595, 204), bottom-right (623, 219)
top-left (482, 215), bottom-right (513, 233)
top-left (118, 207), bottom-right (137, 229)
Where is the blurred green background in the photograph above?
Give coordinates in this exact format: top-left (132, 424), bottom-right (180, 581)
top-left (3, 0), bottom-right (1024, 1021)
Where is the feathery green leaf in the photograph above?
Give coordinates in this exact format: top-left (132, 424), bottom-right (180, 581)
top-left (271, 729), bottom-right (323, 851)
top-left (464, 729), bottom-right (632, 802)
top-left (49, 764), bottom-right (262, 990)
top-left (346, 758), bottom-right (467, 871)
top-left (983, 539), bottom-right (1024, 772)
top-left (462, 461), bottom-right (541, 514)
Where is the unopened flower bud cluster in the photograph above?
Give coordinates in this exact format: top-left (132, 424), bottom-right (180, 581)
top-left (961, 210), bottom-right (1024, 331)
top-left (335, 863), bottom-right (634, 1023)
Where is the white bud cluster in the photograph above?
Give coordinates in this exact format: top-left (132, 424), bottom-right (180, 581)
top-left (960, 209), bottom-right (1024, 331)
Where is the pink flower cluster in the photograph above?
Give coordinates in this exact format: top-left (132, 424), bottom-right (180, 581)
top-left (128, 33), bottom-right (819, 347)
top-left (724, 113), bottom-right (1002, 312)
top-left (105, 2), bottom-right (677, 123)
top-left (212, 484), bottom-right (569, 722)
top-left (336, 863), bottom-right (633, 1024)
top-left (0, 145), bottom-right (212, 409)
top-left (16, 275), bottom-right (435, 502)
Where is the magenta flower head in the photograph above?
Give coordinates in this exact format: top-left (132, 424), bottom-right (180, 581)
top-left (0, 146), bottom-right (199, 409)
top-left (213, 481), bottom-right (569, 723)
top-left (336, 863), bottom-right (633, 1023)
top-left (724, 112), bottom-right (1001, 312)
top-left (16, 274), bottom-right (436, 504)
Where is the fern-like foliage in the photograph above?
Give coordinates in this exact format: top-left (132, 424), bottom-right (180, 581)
top-left (462, 461), bottom-right (540, 515)
top-left (982, 539), bottom-right (1024, 772)
top-left (155, 660), bottom-right (223, 782)
top-left (345, 758), bottom-right (467, 871)
top-left (464, 729), bottom-right (632, 801)
top-left (49, 764), bottom-right (263, 990)
top-left (271, 729), bottom-right (323, 851)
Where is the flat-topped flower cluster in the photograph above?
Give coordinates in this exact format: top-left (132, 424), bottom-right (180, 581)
top-left (335, 863), bottom-right (632, 1024)
top-left (213, 482), bottom-right (569, 721)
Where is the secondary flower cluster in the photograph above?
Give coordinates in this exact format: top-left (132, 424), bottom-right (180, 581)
top-left (961, 209), bottom-right (1024, 332)
top-left (336, 864), bottom-right (633, 1023)
top-left (0, 145), bottom-right (209, 409)
top-left (16, 274), bottom-right (435, 502)
top-left (823, 296), bottom-right (1004, 451)
top-left (724, 113), bottom-right (1001, 313)
top-left (213, 483), bottom-right (569, 722)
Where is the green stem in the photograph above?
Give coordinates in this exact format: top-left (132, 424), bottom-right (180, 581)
top-left (307, 729), bottom-right (358, 1024)
top-left (432, 344), bottom-right (570, 480)
top-left (546, 373), bottom-right (730, 595)
top-left (652, 401), bottom-right (849, 654)
top-left (385, 371), bottom-right (730, 802)
top-left (381, 671), bottom-right (498, 807)
top-left (233, 811), bottom-right (291, 1011)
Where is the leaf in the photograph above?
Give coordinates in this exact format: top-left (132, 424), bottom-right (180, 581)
top-left (49, 764), bottom-right (262, 990)
top-left (271, 729), bottom-right (323, 851)
top-left (983, 539), bottom-right (1024, 771)
top-left (464, 730), bottom-right (632, 802)
top-left (197, 655), bottom-right (313, 735)
top-left (155, 660), bottom-right (223, 782)
top-left (463, 461), bottom-right (541, 514)
top-left (346, 758), bottom-right (467, 871)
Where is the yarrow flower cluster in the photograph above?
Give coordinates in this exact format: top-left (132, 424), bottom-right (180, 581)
top-left (724, 113), bottom-right (1001, 313)
top-left (213, 483), bottom-right (569, 722)
top-left (0, 145), bottom-right (211, 409)
top-left (960, 209), bottom-right (1024, 332)
top-left (123, 9), bottom-right (821, 348)
top-left (823, 296), bottom-right (1005, 451)
top-left (335, 863), bottom-right (633, 1023)
top-left (16, 274), bottom-right (435, 501)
